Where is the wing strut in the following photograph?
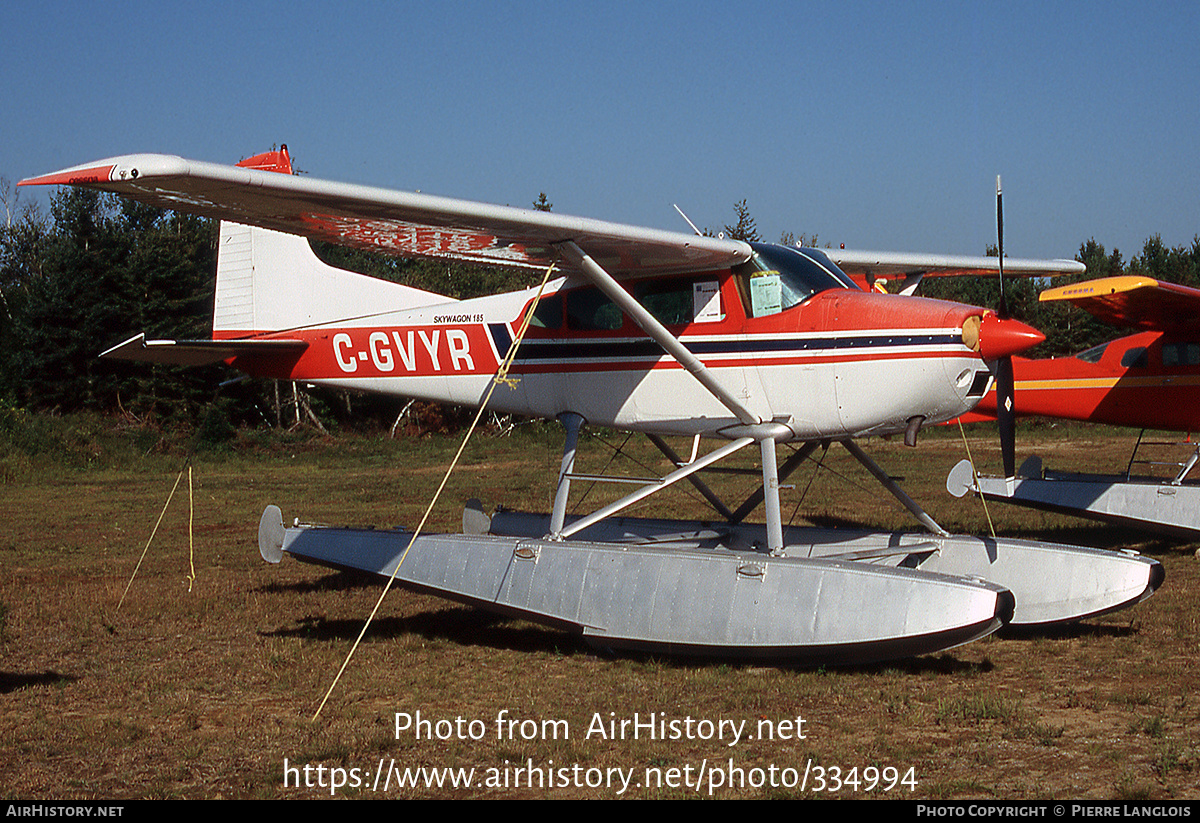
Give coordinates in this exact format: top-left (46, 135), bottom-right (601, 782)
top-left (555, 241), bottom-right (760, 426)
top-left (841, 440), bottom-right (949, 536)
top-left (555, 240), bottom-right (794, 552)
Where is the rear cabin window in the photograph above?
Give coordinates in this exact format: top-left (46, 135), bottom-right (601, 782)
top-left (1162, 342), bottom-right (1200, 367)
top-left (530, 292), bottom-right (563, 329)
top-left (567, 287), bottom-right (624, 331)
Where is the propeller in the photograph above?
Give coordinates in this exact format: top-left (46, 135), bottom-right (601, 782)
top-left (993, 175), bottom-right (1017, 488)
top-left (960, 176), bottom-right (1042, 485)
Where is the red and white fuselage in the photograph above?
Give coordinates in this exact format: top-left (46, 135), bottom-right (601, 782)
top-left (211, 223), bottom-right (1029, 441)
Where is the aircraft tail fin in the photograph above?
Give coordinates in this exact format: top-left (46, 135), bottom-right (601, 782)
top-left (213, 221), bottom-right (453, 336)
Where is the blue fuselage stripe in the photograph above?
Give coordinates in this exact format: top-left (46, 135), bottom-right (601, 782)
top-left (486, 327), bottom-right (963, 362)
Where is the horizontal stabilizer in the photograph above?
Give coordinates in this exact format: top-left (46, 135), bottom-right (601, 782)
top-left (100, 333), bottom-right (308, 367)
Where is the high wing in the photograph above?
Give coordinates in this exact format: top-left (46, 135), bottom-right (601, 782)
top-left (830, 248), bottom-right (1085, 278)
top-left (1038, 275), bottom-right (1200, 332)
top-left (830, 248), bottom-right (1084, 294)
top-left (20, 153), bottom-right (750, 277)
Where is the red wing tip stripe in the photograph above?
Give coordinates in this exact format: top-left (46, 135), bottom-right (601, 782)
top-left (19, 165), bottom-right (116, 187)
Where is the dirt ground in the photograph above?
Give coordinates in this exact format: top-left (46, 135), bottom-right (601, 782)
top-left (1, 423), bottom-right (1197, 799)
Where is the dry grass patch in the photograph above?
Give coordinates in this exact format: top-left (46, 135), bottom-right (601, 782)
top-left (0, 421), bottom-right (1198, 798)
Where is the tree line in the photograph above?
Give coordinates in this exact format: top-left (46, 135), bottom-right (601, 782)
top-left (1, 185), bottom-right (1196, 432)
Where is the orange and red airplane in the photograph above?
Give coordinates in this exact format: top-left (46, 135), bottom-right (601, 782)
top-left (948, 275), bottom-right (1200, 536)
top-left (965, 275), bottom-right (1200, 431)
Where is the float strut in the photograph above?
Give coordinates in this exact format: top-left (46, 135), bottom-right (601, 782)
top-left (761, 437), bottom-right (785, 555)
top-left (840, 439), bottom-right (949, 536)
top-left (549, 412), bottom-right (585, 538)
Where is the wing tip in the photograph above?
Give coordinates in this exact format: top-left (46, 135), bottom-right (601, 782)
top-left (20, 154), bottom-right (194, 188)
top-left (236, 144), bottom-right (293, 175)
top-left (19, 164), bottom-right (116, 188)
top-left (1038, 275), bottom-right (1160, 303)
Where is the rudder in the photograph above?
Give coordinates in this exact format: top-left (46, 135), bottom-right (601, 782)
top-left (212, 221), bottom-right (452, 336)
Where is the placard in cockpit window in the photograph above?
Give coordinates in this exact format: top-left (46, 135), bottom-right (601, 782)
top-left (749, 272), bottom-right (782, 317)
top-left (693, 280), bottom-right (723, 323)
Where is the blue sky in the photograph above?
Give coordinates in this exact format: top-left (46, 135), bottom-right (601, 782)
top-left (5, 1), bottom-right (1197, 261)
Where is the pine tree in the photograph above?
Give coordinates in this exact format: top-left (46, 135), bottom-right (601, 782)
top-left (724, 200), bottom-right (760, 242)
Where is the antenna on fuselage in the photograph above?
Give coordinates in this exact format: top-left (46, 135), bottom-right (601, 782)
top-left (672, 204), bottom-right (704, 237)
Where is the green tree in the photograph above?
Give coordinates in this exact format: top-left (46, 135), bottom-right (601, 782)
top-left (0, 197), bottom-right (49, 401)
top-left (780, 230), bottom-right (821, 248)
top-left (724, 200), bottom-right (760, 242)
top-left (1128, 234), bottom-right (1200, 287)
top-left (2, 188), bottom-right (221, 423)
top-left (1020, 239), bottom-right (1120, 357)
top-left (310, 240), bottom-right (529, 300)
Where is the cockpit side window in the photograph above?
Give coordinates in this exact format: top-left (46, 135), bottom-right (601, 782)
top-left (735, 243), bottom-right (856, 318)
top-left (635, 280), bottom-right (693, 326)
top-left (1075, 342), bottom-right (1108, 364)
top-left (634, 278), bottom-right (725, 326)
top-left (566, 287), bottom-right (624, 331)
top-left (1120, 346), bottom-right (1149, 369)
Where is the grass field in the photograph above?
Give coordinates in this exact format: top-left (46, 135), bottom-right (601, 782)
top-left (1, 417), bottom-right (1198, 799)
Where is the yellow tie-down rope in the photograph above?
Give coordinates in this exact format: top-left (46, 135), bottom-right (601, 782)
top-left (313, 262), bottom-right (557, 720)
top-left (118, 464), bottom-right (197, 613)
top-left (957, 419), bottom-right (997, 539)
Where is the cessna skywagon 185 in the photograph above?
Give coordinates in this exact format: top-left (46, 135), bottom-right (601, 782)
top-left (21, 147), bottom-right (1162, 663)
top-left (949, 274), bottom-right (1200, 537)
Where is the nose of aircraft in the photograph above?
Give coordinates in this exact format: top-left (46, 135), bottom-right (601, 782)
top-left (965, 313), bottom-right (1045, 361)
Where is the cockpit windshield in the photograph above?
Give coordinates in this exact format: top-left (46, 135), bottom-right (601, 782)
top-left (1075, 342), bottom-right (1108, 364)
top-left (736, 243), bottom-right (858, 318)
